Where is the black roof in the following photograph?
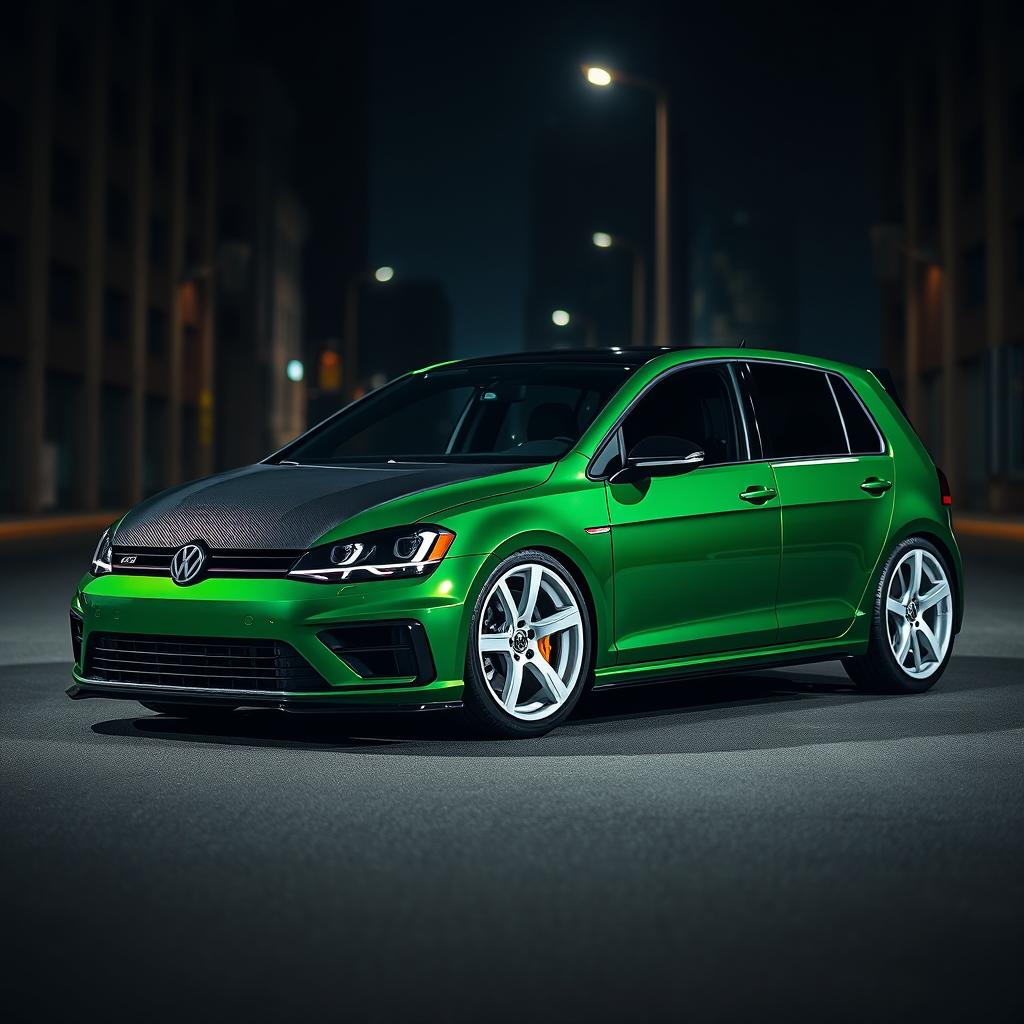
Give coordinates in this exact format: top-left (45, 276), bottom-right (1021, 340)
top-left (451, 347), bottom-right (681, 368)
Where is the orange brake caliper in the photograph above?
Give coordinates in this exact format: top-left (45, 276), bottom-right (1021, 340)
top-left (537, 635), bottom-right (552, 662)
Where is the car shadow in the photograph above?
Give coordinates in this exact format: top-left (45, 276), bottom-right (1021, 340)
top-left (87, 654), bottom-right (1024, 756)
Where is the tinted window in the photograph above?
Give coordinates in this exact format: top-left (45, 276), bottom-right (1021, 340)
top-left (749, 363), bottom-right (847, 459)
top-left (282, 363), bottom-right (633, 464)
top-left (830, 374), bottom-right (884, 454)
top-left (621, 365), bottom-right (741, 465)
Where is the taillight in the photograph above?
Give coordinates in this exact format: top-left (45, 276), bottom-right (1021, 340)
top-left (937, 466), bottom-right (952, 506)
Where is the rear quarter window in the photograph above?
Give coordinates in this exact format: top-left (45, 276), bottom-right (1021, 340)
top-left (829, 374), bottom-right (885, 454)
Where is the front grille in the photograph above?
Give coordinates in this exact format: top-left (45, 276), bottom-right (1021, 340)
top-left (85, 633), bottom-right (329, 692)
top-left (111, 547), bottom-right (301, 579)
top-left (317, 621), bottom-right (435, 685)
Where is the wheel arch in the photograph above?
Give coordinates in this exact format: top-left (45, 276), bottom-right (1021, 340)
top-left (881, 521), bottom-right (964, 632)
top-left (456, 532), bottom-right (613, 675)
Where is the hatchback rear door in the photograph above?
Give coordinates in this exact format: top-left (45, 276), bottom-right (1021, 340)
top-left (741, 361), bottom-right (895, 643)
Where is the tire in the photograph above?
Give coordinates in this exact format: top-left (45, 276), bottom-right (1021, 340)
top-left (843, 535), bottom-right (956, 694)
top-left (139, 701), bottom-right (237, 718)
top-left (462, 549), bottom-right (593, 738)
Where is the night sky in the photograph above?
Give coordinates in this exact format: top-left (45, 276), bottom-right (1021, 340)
top-left (368, 0), bottom-right (884, 363)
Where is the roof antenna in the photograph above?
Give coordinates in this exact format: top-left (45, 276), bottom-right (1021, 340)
top-left (737, 339), bottom-right (747, 348)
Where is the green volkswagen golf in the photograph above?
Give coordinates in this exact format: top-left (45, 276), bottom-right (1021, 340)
top-left (68, 347), bottom-right (962, 737)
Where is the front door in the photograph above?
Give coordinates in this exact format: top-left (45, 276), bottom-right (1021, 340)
top-left (605, 363), bottom-right (781, 664)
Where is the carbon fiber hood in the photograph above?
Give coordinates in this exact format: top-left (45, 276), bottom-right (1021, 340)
top-left (113, 462), bottom-right (530, 550)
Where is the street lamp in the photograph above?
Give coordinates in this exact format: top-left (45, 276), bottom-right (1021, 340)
top-left (344, 266), bottom-right (396, 399)
top-left (592, 231), bottom-right (646, 346)
top-left (551, 308), bottom-right (597, 348)
top-left (582, 63), bottom-right (670, 346)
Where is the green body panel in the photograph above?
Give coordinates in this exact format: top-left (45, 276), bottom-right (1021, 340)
top-left (72, 347), bottom-right (963, 708)
top-left (770, 453), bottom-right (895, 643)
top-left (607, 462), bottom-right (781, 662)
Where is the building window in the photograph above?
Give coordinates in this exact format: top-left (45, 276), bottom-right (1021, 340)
top-left (108, 82), bottom-right (132, 146)
top-left (147, 305), bottom-right (168, 355)
top-left (49, 263), bottom-right (79, 323)
top-left (962, 245), bottom-right (986, 309)
top-left (51, 147), bottom-right (80, 217)
top-left (104, 288), bottom-right (127, 342)
top-left (106, 183), bottom-right (129, 242)
top-left (960, 131), bottom-right (984, 198)
top-left (148, 215), bottom-right (166, 267)
top-left (0, 235), bottom-right (15, 303)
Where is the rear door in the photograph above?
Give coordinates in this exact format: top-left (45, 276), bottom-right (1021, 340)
top-left (742, 361), bottom-right (895, 643)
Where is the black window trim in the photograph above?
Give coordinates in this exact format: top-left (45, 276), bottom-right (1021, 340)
top-left (826, 370), bottom-right (887, 456)
top-left (741, 360), bottom-right (889, 464)
top-left (586, 357), bottom-right (756, 481)
top-left (586, 356), bottom-right (889, 480)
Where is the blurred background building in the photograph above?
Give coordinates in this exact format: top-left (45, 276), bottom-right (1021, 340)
top-left (690, 206), bottom-right (796, 349)
top-left (0, 1), bottom-right (366, 516)
top-left (2, 0), bottom-right (1021, 523)
top-left (877, 0), bottom-right (1024, 514)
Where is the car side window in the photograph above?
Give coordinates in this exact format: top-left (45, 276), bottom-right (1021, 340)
top-left (620, 365), bottom-right (742, 466)
top-left (747, 363), bottom-right (848, 459)
top-left (829, 374), bottom-right (885, 454)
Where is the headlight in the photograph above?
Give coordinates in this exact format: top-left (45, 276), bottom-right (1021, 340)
top-left (288, 526), bottom-right (455, 583)
top-left (91, 529), bottom-right (113, 576)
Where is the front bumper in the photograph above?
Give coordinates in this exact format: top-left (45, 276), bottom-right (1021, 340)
top-left (68, 554), bottom-right (485, 710)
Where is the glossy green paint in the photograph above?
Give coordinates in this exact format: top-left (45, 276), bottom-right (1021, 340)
top-left (607, 462), bottom-right (780, 662)
top-left (71, 347), bottom-right (963, 707)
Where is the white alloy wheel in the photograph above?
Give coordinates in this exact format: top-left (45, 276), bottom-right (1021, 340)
top-left (476, 562), bottom-right (586, 721)
top-left (885, 547), bottom-right (953, 679)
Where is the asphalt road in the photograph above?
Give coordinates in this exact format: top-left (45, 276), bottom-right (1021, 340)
top-left (2, 535), bottom-right (1023, 1021)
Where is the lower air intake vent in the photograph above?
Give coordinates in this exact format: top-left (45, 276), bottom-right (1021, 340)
top-left (85, 633), bottom-right (329, 692)
top-left (318, 621), bottom-right (435, 685)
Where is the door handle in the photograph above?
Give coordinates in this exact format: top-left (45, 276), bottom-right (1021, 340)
top-left (739, 485), bottom-right (778, 505)
top-left (860, 477), bottom-right (892, 495)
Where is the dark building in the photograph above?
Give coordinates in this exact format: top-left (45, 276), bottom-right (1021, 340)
top-left (878, 0), bottom-right (1024, 513)
top-left (358, 279), bottom-right (452, 390)
top-left (690, 206), bottom-right (797, 350)
top-left (524, 90), bottom-right (688, 352)
top-left (0, 1), bottom-right (314, 516)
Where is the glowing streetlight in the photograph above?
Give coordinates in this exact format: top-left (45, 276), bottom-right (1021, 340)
top-left (286, 358), bottom-right (304, 382)
top-left (551, 309), bottom-right (571, 327)
top-left (584, 66), bottom-right (613, 87)
top-left (345, 265), bottom-right (396, 399)
top-left (590, 231), bottom-right (647, 346)
top-left (582, 63), bottom-right (671, 345)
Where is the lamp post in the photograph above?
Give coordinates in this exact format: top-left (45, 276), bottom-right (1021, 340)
top-left (343, 266), bottom-right (395, 400)
top-left (592, 231), bottom-right (646, 346)
top-left (583, 65), bottom-right (670, 346)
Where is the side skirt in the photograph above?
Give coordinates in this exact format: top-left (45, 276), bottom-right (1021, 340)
top-left (593, 640), bottom-right (861, 690)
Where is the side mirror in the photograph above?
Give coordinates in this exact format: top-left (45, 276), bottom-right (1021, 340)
top-left (609, 435), bottom-right (705, 483)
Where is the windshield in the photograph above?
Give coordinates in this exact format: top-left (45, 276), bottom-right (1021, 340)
top-left (276, 362), bottom-right (637, 464)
